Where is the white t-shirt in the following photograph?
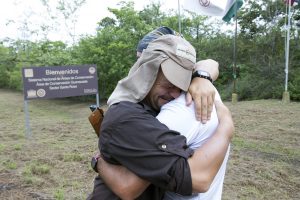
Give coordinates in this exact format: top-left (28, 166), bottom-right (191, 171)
top-left (156, 91), bottom-right (230, 200)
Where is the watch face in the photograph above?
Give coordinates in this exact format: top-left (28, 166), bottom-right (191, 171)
top-left (91, 157), bottom-right (97, 168)
top-left (192, 70), bottom-right (213, 83)
top-left (91, 155), bottom-right (99, 172)
top-left (198, 70), bottom-right (210, 77)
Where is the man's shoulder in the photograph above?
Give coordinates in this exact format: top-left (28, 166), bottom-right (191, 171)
top-left (105, 101), bottom-right (156, 121)
top-left (101, 102), bottom-right (146, 132)
top-left (108, 101), bottom-right (146, 114)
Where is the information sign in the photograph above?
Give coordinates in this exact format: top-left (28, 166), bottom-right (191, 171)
top-left (22, 65), bottom-right (98, 100)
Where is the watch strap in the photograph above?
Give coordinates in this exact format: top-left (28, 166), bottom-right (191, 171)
top-left (192, 70), bottom-right (213, 83)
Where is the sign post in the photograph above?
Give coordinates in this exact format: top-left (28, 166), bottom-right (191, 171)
top-left (22, 65), bottom-right (99, 138)
top-left (23, 100), bottom-right (32, 138)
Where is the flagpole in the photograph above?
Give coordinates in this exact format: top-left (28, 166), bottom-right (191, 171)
top-left (233, 0), bottom-right (238, 94)
top-left (178, 0), bottom-right (182, 34)
top-left (285, 0), bottom-right (291, 91)
top-left (283, 0), bottom-right (291, 103)
top-left (232, 0), bottom-right (238, 103)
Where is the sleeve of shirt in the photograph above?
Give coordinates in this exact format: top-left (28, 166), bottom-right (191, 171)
top-left (99, 102), bottom-right (193, 195)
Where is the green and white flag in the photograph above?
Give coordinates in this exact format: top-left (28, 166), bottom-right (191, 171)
top-left (183, 0), bottom-right (243, 22)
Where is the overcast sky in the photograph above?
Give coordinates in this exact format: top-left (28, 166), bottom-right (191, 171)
top-left (0, 0), bottom-right (180, 43)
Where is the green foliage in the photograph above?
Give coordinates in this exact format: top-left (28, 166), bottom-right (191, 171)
top-left (73, 1), bottom-right (149, 98)
top-left (0, 67), bottom-right (9, 87)
top-left (9, 69), bottom-right (23, 91)
top-left (289, 70), bottom-right (300, 100)
top-left (0, 43), bottom-right (15, 88)
top-left (0, 40), bottom-right (74, 90)
top-left (233, 0), bottom-right (300, 100)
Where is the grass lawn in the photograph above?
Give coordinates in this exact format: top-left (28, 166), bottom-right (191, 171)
top-left (0, 89), bottom-right (299, 199)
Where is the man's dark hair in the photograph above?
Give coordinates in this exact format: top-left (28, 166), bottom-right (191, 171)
top-left (136, 26), bottom-right (180, 53)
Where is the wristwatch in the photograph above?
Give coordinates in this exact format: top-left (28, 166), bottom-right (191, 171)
top-left (91, 154), bottom-right (100, 173)
top-left (192, 70), bottom-right (213, 83)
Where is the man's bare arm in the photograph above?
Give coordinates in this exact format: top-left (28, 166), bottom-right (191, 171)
top-left (186, 59), bottom-right (219, 123)
top-left (97, 156), bottom-right (150, 200)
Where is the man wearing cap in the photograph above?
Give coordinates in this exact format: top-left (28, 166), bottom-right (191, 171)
top-left (132, 27), bottom-right (230, 200)
top-left (88, 35), bottom-right (233, 200)
top-left (136, 26), bottom-right (218, 124)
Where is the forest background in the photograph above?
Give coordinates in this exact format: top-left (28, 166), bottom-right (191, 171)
top-left (0, 0), bottom-right (299, 101)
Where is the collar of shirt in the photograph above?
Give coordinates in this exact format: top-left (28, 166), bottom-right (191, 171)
top-left (138, 102), bottom-right (158, 117)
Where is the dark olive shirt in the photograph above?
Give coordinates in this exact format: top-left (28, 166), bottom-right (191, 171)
top-left (89, 101), bottom-right (194, 200)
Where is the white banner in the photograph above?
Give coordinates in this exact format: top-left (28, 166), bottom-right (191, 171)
top-left (183, 0), bottom-right (236, 17)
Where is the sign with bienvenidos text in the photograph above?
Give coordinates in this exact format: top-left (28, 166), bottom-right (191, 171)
top-left (22, 65), bottom-right (98, 100)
